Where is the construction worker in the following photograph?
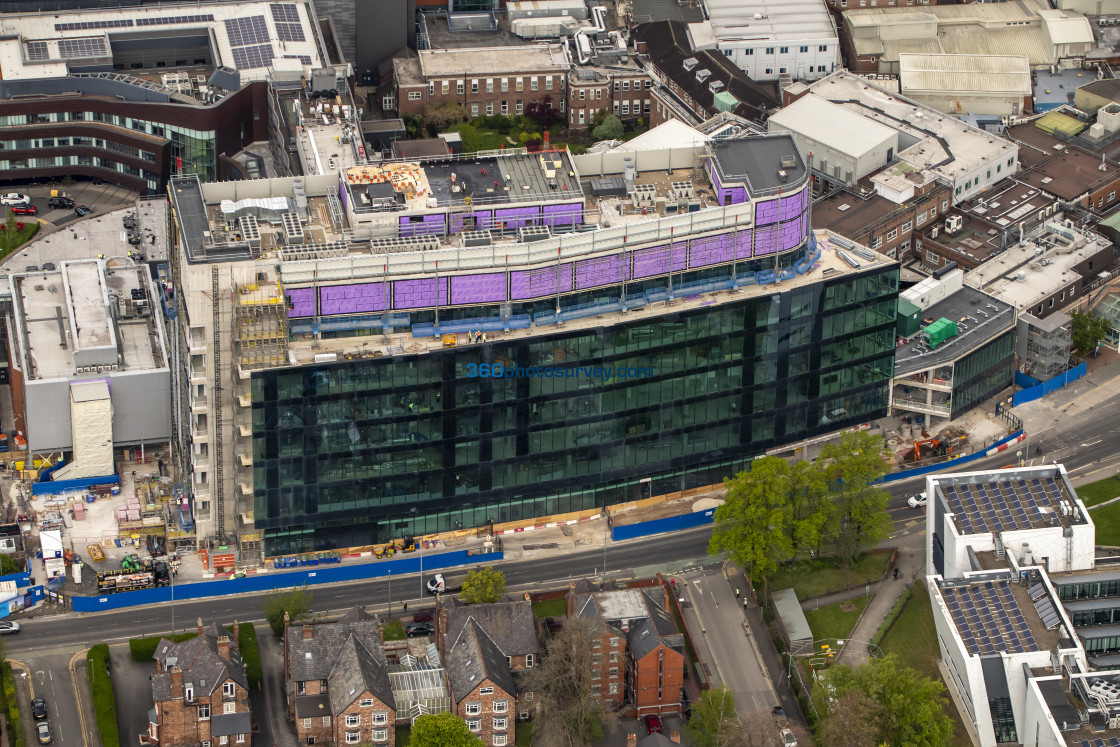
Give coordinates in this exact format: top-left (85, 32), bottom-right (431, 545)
top-left (735, 588), bottom-right (741, 598)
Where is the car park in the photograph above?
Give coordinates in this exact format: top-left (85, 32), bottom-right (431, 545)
top-left (405, 622), bottom-right (434, 637)
top-left (48, 196), bottom-right (74, 209)
top-left (31, 698), bottom-right (47, 720)
top-left (74, 205), bottom-right (92, 217)
top-left (644, 715), bottom-right (663, 734)
top-left (908, 492), bottom-right (928, 509)
top-left (37, 721), bottom-right (52, 744)
top-left (10, 205), bottom-right (37, 215)
top-left (0, 620), bottom-right (20, 634)
top-left (1, 193), bottom-right (30, 205)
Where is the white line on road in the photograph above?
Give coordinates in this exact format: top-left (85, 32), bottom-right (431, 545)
top-left (1082, 439), bottom-right (1103, 447)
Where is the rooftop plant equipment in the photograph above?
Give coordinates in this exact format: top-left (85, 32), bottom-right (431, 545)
top-left (923, 318), bottom-right (960, 349)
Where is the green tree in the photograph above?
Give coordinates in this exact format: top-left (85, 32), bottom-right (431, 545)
top-left (815, 654), bottom-right (953, 747)
top-left (402, 114), bottom-right (423, 140)
top-left (1070, 309), bottom-right (1111, 357)
top-left (686, 687), bottom-right (739, 747)
top-left (422, 101), bottom-right (469, 136)
top-left (592, 114), bottom-right (624, 141)
top-left (263, 585), bottom-right (313, 637)
top-left (815, 691), bottom-right (882, 747)
top-left (459, 566), bottom-right (506, 604)
top-left (819, 431), bottom-right (893, 566)
top-left (591, 108), bottom-right (610, 129)
top-left (788, 459), bottom-right (832, 558)
top-left (409, 712), bottom-right (482, 746)
top-left (708, 457), bottom-right (794, 592)
top-left (520, 616), bottom-right (606, 747)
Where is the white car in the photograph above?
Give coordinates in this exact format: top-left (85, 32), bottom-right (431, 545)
top-left (780, 728), bottom-right (797, 747)
top-left (1, 193), bottom-right (30, 206)
top-left (908, 492), bottom-right (928, 509)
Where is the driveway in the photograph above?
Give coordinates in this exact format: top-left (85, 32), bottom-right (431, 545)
top-left (678, 567), bottom-right (787, 717)
top-left (254, 627), bottom-right (300, 747)
top-left (109, 643), bottom-right (158, 746)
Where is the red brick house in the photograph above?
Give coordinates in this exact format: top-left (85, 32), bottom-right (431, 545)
top-left (567, 581), bottom-right (686, 717)
top-left (283, 606), bottom-right (396, 746)
top-left (143, 619), bottom-right (253, 747)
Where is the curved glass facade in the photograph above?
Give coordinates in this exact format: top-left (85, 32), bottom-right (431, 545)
top-left (251, 261), bottom-right (899, 555)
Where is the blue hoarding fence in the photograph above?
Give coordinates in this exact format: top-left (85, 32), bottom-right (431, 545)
top-left (611, 508), bottom-right (716, 542)
top-left (1012, 362), bottom-right (1087, 406)
top-left (71, 549), bottom-right (503, 612)
top-left (877, 430), bottom-right (1024, 484)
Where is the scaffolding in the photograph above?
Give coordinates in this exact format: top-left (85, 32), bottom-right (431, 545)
top-left (1023, 316), bottom-right (1072, 381)
top-left (234, 279), bottom-right (290, 370)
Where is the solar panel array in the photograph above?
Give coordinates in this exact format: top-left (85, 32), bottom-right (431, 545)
top-left (283, 54), bottom-right (313, 65)
top-left (1077, 739), bottom-right (1120, 747)
top-left (58, 37), bottom-right (108, 58)
top-left (942, 580), bottom-right (1038, 656)
top-left (224, 16), bottom-right (270, 46)
top-left (136, 14), bottom-right (216, 26)
top-left (55, 19), bottom-right (132, 31)
top-left (232, 44), bottom-right (276, 70)
top-left (26, 41), bottom-right (49, 61)
top-left (943, 477), bottom-right (1067, 534)
top-left (270, 3), bottom-right (306, 41)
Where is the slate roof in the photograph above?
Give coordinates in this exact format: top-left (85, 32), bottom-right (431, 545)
top-left (210, 712), bottom-right (252, 737)
top-left (327, 635), bottom-right (395, 714)
top-left (627, 602), bottom-right (682, 662)
top-left (294, 694), bottom-right (332, 719)
top-left (288, 606), bottom-right (384, 682)
top-left (151, 622), bottom-right (248, 701)
top-left (442, 600), bottom-right (540, 658)
top-left (572, 585), bottom-right (682, 660)
top-left (446, 621), bottom-right (517, 705)
top-left (633, 20), bottom-right (779, 123)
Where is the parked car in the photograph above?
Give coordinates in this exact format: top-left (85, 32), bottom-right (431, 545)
top-left (74, 205), bottom-right (92, 217)
top-left (405, 622), bottom-right (434, 638)
top-left (37, 721), bottom-right (52, 744)
top-left (771, 705), bottom-right (786, 720)
top-left (31, 698), bottom-right (47, 720)
top-left (1, 193), bottom-right (30, 206)
top-left (780, 728), bottom-right (797, 747)
top-left (908, 492), bottom-right (928, 509)
top-left (48, 196), bottom-right (74, 209)
top-left (0, 620), bottom-right (20, 634)
top-left (644, 716), bottom-right (662, 734)
top-left (11, 205), bottom-right (37, 215)
top-left (411, 609), bottom-right (434, 623)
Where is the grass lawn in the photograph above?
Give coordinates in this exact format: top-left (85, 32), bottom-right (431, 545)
top-left (395, 725), bottom-right (411, 745)
top-left (880, 584), bottom-right (972, 747)
top-left (231, 623), bottom-right (262, 690)
top-left (531, 598), bottom-right (566, 618)
top-left (383, 619), bottom-right (406, 641)
top-left (767, 552), bottom-right (892, 600)
top-left (88, 644), bottom-right (120, 747)
top-left (1079, 475), bottom-right (1120, 507)
top-left (803, 596), bottom-right (869, 642)
top-left (516, 722), bottom-right (534, 746)
top-left (452, 123), bottom-right (508, 152)
top-left (0, 219), bottom-right (40, 262)
top-left (1091, 500), bottom-right (1120, 546)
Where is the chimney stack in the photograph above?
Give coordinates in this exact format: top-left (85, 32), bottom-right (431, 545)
top-left (197, 617), bottom-right (204, 636)
top-left (170, 666), bottom-right (183, 699)
top-left (217, 635), bottom-right (231, 662)
top-left (302, 624), bottom-right (313, 640)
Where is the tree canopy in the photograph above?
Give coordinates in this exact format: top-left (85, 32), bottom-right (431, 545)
top-left (459, 566), bottom-right (506, 604)
top-left (263, 585), bottom-right (313, 637)
top-left (710, 430), bottom-right (893, 576)
top-left (592, 114), bottom-right (624, 141)
top-left (815, 654), bottom-right (953, 747)
top-left (520, 615), bottom-right (606, 747)
top-left (1070, 309), bottom-right (1112, 357)
top-left (409, 712), bottom-right (482, 747)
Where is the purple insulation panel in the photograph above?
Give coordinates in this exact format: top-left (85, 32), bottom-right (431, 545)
top-left (781, 220), bottom-right (804, 251)
top-left (632, 243), bottom-right (687, 279)
top-left (688, 234), bottom-right (727, 269)
top-left (755, 199), bottom-right (780, 226)
top-left (754, 226), bottom-right (778, 257)
top-left (727, 187), bottom-right (748, 205)
top-left (510, 265), bottom-right (573, 300)
top-left (542, 202), bottom-right (583, 227)
top-left (393, 278), bottom-right (448, 309)
top-left (399, 214), bottom-right (447, 238)
top-left (575, 254), bottom-right (628, 290)
top-left (780, 191), bottom-right (805, 221)
top-left (495, 206), bottom-right (541, 229)
top-left (320, 283), bottom-right (388, 315)
top-left (286, 287), bottom-right (316, 318)
top-left (337, 174), bottom-right (349, 213)
top-left (451, 273), bottom-right (507, 305)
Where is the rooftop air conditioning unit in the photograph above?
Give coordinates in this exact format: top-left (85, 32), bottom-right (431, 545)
top-left (695, 69), bottom-right (711, 83)
top-left (682, 57), bottom-right (698, 72)
top-left (930, 225), bottom-right (939, 239)
top-left (945, 215), bottom-right (963, 234)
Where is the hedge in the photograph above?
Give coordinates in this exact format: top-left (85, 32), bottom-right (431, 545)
top-left (88, 644), bottom-right (120, 747)
top-left (870, 588), bottom-right (913, 649)
top-left (1, 662), bottom-right (25, 747)
top-left (230, 623), bottom-right (261, 691)
top-left (129, 632), bottom-right (197, 662)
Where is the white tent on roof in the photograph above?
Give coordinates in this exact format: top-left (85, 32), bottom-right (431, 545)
top-left (611, 119), bottom-right (709, 152)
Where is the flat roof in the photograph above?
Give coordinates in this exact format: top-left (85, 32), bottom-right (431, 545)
top-left (0, 0), bottom-right (323, 83)
top-left (935, 470), bottom-right (1086, 535)
top-left (941, 579), bottom-right (1041, 655)
top-left (899, 53), bottom-right (1032, 96)
top-left (417, 44), bottom-right (569, 78)
top-left (1016, 147), bottom-right (1120, 202)
top-left (708, 134), bottom-right (807, 197)
top-left (702, 0), bottom-right (836, 42)
top-left (65, 262), bottom-right (113, 352)
top-left (768, 95), bottom-right (897, 159)
top-left (894, 286), bottom-right (1016, 375)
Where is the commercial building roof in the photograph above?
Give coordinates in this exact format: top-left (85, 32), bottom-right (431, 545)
top-left (612, 120), bottom-right (708, 152)
top-left (941, 580), bottom-right (1040, 655)
top-left (708, 134), bottom-right (807, 196)
top-left (417, 44), bottom-right (569, 78)
top-left (939, 473), bottom-right (1086, 535)
top-left (701, 0), bottom-right (836, 43)
top-left (899, 53), bottom-right (1032, 96)
top-left (768, 94), bottom-right (897, 159)
top-left (894, 286), bottom-right (1016, 375)
top-left (1017, 147), bottom-right (1120, 201)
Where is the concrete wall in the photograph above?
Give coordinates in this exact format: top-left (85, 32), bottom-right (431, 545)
top-left (572, 146), bottom-right (706, 177)
top-left (903, 91), bottom-right (1029, 117)
top-left (354, 0), bottom-right (416, 83)
top-left (1021, 677), bottom-right (1069, 747)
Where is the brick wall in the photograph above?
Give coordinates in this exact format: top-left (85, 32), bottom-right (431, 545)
top-left (629, 644), bottom-right (685, 717)
top-left (589, 630), bottom-right (626, 713)
top-left (566, 71), bottom-right (652, 130)
top-left (334, 695), bottom-right (395, 747)
top-left (396, 73), bottom-right (565, 120)
top-left (157, 676), bottom-right (251, 747)
top-left (457, 680), bottom-right (515, 747)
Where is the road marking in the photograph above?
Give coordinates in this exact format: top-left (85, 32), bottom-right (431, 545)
top-left (1082, 439), bottom-right (1103, 448)
top-left (68, 649), bottom-right (90, 747)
